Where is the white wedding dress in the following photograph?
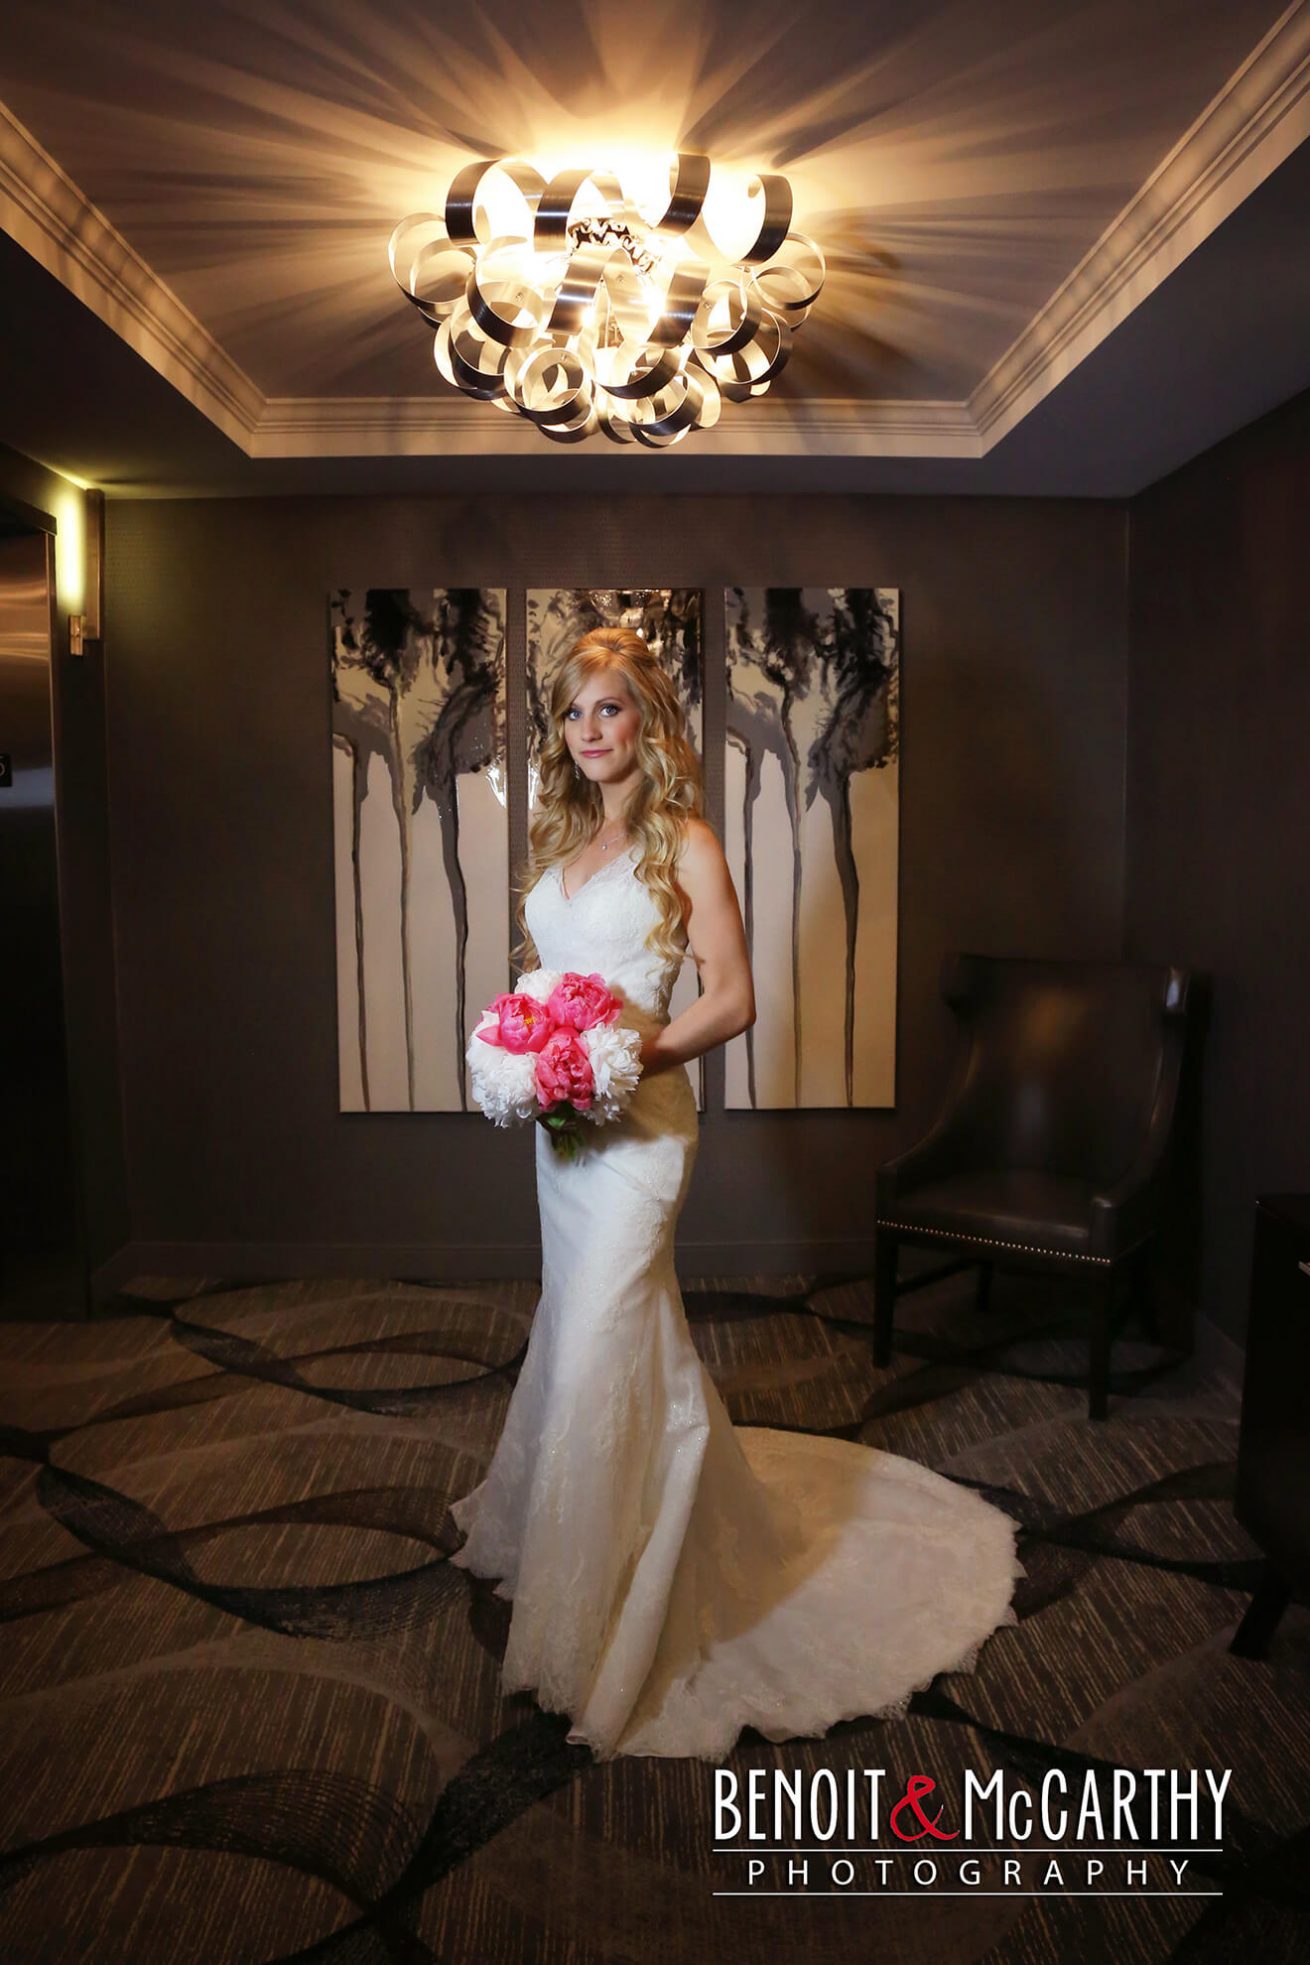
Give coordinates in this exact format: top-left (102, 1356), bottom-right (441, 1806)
top-left (450, 843), bottom-right (1024, 1762)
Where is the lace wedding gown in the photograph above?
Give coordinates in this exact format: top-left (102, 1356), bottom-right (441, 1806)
top-left (450, 843), bottom-right (1024, 1762)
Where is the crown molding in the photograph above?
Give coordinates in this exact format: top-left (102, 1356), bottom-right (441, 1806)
top-left (972, 0), bottom-right (1310, 449)
top-left (250, 394), bottom-right (981, 458)
top-left (0, 94), bottom-right (976, 466)
top-left (0, 99), bottom-right (262, 446)
top-left (3, 6), bottom-right (1308, 472)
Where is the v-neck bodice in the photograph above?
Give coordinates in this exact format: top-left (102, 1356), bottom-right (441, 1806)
top-left (558, 845), bottom-right (639, 906)
top-left (525, 844), bottom-right (688, 1027)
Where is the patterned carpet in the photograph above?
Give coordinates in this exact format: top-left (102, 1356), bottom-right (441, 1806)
top-left (0, 1263), bottom-right (1306, 1964)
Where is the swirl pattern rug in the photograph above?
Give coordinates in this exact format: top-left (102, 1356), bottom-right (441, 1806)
top-left (0, 1263), bottom-right (1306, 1960)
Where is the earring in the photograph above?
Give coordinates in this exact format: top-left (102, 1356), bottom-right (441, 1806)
top-left (573, 760), bottom-right (581, 779)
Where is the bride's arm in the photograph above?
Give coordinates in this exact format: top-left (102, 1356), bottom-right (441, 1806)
top-left (639, 818), bottom-right (755, 1078)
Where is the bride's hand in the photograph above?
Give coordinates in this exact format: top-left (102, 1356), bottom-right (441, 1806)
top-left (639, 1033), bottom-right (665, 1078)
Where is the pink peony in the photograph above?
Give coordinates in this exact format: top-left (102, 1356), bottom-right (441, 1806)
top-left (476, 992), bottom-right (556, 1054)
top-left (534, 1027), bottom-right (596, 1110)
top-left (546, 970), bottom-right (624, 1033)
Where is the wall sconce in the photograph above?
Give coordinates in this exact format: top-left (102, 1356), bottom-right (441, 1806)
top-left (389, 154), bottom-right (824, 448)
top-left (67, 489), bottom-right (104, 659)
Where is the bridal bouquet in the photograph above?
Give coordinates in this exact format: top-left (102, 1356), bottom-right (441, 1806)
top-left (466, 969), bottom-right (644, 1160)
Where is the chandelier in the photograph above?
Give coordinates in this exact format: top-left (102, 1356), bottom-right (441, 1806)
top-left (388, 154), bottom-right (824, 447)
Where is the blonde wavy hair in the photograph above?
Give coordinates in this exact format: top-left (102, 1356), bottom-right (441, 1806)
top-left (515, 627), bottom-right (704, 969)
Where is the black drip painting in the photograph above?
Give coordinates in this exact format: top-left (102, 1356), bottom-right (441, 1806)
top-left (724, 587), bottom-right (900, 1109)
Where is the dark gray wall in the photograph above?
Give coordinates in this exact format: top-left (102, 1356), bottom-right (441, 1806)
top-left (103, 493), bottom-right (1128, 1280)
top-left (1125, 387), bottom-right (1310, 1343)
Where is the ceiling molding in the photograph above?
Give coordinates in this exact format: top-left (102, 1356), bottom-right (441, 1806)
top-left (251, 395), bottom-right (981, 459)
top-left (972, 0), bottom-right (1310, 448)
top-left (0, 91), bottom-right (980, 464)
top-left (0, 99), bottom-right (262, 446)
top-left (2, 9), bottom-right (1308, 473)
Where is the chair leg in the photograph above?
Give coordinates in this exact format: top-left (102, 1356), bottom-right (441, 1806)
top-left (1088, 1268), bottom-right (1115, 1420)
top-left (1131, 1240), bottom-right (1159, 1341)
top-left (1230, 1559), bottom-right (1292, 1660)
top-left (976, 1261), bottom-right (994, 1313)
top-left (874, 1231), bottom-right (898, 1367)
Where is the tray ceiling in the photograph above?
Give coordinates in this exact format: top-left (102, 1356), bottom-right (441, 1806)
top-left (1, 0), bottom-right (1308, 493)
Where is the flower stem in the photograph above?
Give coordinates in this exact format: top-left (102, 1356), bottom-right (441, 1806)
top-left (537, 1105), bottom-right (584, 1160)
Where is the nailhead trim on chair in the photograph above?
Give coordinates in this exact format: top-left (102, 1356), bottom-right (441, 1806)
top-left (877, 1219), bottom-right (1113, 1264)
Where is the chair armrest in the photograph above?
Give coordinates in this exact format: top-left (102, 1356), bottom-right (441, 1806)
top-left (878, 967), bottom-right (977, 1214)
top-left (876, 1120), bottom-right (969, 1212)
top-left (1087, 1075), bottom-right (1179, 1257)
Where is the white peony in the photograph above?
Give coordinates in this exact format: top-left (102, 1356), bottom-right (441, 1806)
top-left (579, 1023), bottom-right (645, 1123)
top-left (465, 1030), bottom-right (540, 1126)
top-left (513, 969), bottom-right (562, 1003)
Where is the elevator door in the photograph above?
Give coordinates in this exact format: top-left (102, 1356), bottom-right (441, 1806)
top-left (0, 524), bottom-right (86, 1314)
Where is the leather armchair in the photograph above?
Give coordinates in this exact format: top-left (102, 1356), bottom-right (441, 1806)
top-left (874, 953), bottom-right (1195, 1419)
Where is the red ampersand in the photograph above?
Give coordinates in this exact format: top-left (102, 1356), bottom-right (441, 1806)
top-left (889, 1774), bottom-right (959, 1842)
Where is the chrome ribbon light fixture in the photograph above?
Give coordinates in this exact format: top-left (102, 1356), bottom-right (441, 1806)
top-left (388, 154), bottom-right (824, 446)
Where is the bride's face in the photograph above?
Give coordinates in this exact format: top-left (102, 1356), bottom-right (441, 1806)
top-left (562, 668), bottom-right (643, 789)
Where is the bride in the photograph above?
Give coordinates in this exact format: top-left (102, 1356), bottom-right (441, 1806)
top-left (450, 625), bottom-right (1023, 1763)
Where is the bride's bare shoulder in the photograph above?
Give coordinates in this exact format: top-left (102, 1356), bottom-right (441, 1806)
top-left (675, 817), bottom-right (729, 882)
top-left (678, 815), bottom-right (718, 852)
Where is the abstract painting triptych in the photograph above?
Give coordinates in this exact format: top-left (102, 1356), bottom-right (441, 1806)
top-left (330, 588), bottom-right (900, 1114)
